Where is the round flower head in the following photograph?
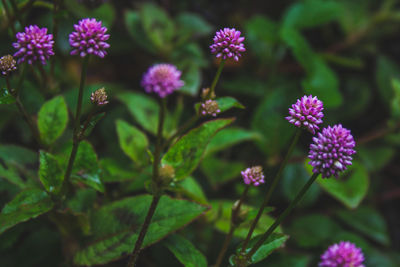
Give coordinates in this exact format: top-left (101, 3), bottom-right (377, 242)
top-left (241, 166), bottom-right (265, 186)
top-left (308, 124), bottom-right (356, 178)
top-left (210, 28), bottom-right (245, 61)
top-left (141, 64), bottom-right (184, 98)
top-left (319, 241), bottom-right (365, 267)
top-left (13, 25), bottom-right (54, 65)
top-left (286, 95), bottom-right (324, 134)
top-left (91, 87), bottom-right (108, 106)
top-left (0, 55), bottom-right (17, 75)
top-left (69, 18), bottom-right (110, 58)
top-left (201, 100), bottom-right (221, 117)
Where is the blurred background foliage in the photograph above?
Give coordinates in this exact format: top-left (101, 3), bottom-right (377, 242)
top-left (0, 0), bottom-right (400, 266)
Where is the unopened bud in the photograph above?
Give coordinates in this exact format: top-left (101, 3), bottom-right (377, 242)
top-left (90, 87), bottom-right (108, 106)
top-left (200, 99), bottom-right (220, 117)
top-left (241, 166), bottom-right (265, 186)
top-left (159, 164), bottom-right (175, 182)
top-left (201, 87), bottom-right (216, 100)
top-left (0, 55), bottom-right (17, 76)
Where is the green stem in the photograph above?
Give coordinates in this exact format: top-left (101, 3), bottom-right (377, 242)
top-left (1, 0), bottom-right (16, 35)
top-left (214, 185), bottom-right (249, 267)
top-left (127, 98), bottom-right (166, 267)
top-left (61, 56), bottom-right (89, 194)
top-left (50, 0), bottom-right (62, 79)
top-left (9, 0), bottom-right (22, 25)
top-left (209, 59), bottom-right (225, 96)
top-left (240, 129), bottom-right (301, 253)
top-left (246, 173), bottom-right (319, 259)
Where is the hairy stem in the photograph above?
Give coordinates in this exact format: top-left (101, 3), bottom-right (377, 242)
top-left (240, 129), bottom-right (301, 253)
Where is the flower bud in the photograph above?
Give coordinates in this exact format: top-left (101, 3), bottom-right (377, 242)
top-left (241, 166), bottom-right (265, 186)
top-left (200, 99), bottom-right (220, 117)
top-left (0, 55), bottom-right (17, 76)
top-left (201, 87), bottom-right (216, 100)
top-left (159, 164), bottom-right (175, 183)
top-left (90, 87), bottom-right (108, 106)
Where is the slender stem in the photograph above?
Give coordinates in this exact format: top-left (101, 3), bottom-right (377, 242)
top-left (127, 195), bottom-right (161, 267)
top-left (61, 56), bottom-right (89, 194)
top-left (9, 0), bottom-right (22, 25)
top-left (246, 173), bottom-right (319, 259)
top-left (50, 0), bottom-right (62, 78)
top-left (163, 114), bottom-right (198, 150)
top-left (209, 59), bottom-right (225, 96)
top-left (240, 129), bottom-right (301, 253)
top-left (214, 185), bottom-right (249, 267)
top-left (127, 98), bottom-right (166, 267)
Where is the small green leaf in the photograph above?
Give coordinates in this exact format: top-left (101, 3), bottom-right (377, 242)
top-left (335, 206), bottom-right (390, 246)
top-left (0, 188), bottom-right (53, 234)
top-left (116, 119), bottom-right (149, 165)
top-left (162, 118), bottom-right (234, 181)
top-left (39, 151), bottom-right (64, 194)
top-left (163, 234), bottom-right (207, 267)
top-left (216, 97), bottom-right (245, 112)
top-left (180, 64), bottom-right (201, 96)
top-left (37, 95), bottom-right (68, 145)
top-left (0, 87), bottom-right (15, 104)
top-left (71, 141), bottom-right (104, 193)
top-left (73, 195), bottom-right (207, 265)
top-left (173, 177), bottom-right (208, 205)
top-left (0, 164), bottom-right (25, 188)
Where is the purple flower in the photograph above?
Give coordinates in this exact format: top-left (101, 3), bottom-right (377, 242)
top-left (286, 95), bottom-right (324, 134)
top-left (141, 64), bottom-right (184, 98)
top-left (201, 100), bottom-right (221, 117)
top-left (319, 241), bottom-right (365, 267)
top-left (210, 28), bottom-right (245, 61)
top-left (241, 166), bottom-right (265, 186)
top-left (69, 18), bottom-right (110, 58)
top-left (308, 124), bottom-right (356, 178)
top-left (13, 25), bottom-right (54, 65)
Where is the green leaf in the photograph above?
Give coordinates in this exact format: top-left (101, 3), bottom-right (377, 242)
top-left (264, 252), bottom-right (311, 267)
top-left (0, 164), bottom-right (25, 188)
top-left (163, 234), bottom-right (207, 267)
top-left (176, 12), bottom-right (212, 38)
top-left (162, 118), bottom-right (234, 181)
top-left (201, 156), bottom-right (245, 188)
top-left (116, 119), bottom-right (149, 165)
top-left (37, 95), bottom-right (68, 145)
top-left (206, 200), bottom-right (281, 239)
top-left (71, 141), bottom-right (104, 193)
top-left (335, 206), bottom-right (390, 246)
top-left (173, 176), bottom-right (208, 205)
top-left (39, 151), bottom-right (64, 194)
top-left (0, 87), bottom-right (15, 104)
top-left (100, 158), bottom-right (135, 183)
top-left (391, 79), bottom-right (400, 118)
top-left (358, 145), bottom-right (395, 172)
top-left (64, 0), bottom-right (115, 28)
top-left (376, 56), bottom-right (400, 107)
top-left (288, 214), bottom-right (341, 248)
top-left (73, 195), bottom-right (207, 265)
top-left (0, 145), bottom-right (36, 165)
top-left (83, 112), bottom-right (105, 137)
top-left (312, 161), bottom-right (369, 209)
top-left (0, 188), bottom-right (53, 234)
top-left (239, 233), bottom-right (289, 264)
top-left (180, 64), bottom-right (201, 96)
top-left (216, 97), bottom-right (245, 112)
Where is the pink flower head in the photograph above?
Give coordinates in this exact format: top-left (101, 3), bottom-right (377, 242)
top-left (286, 95), bottom-right (324, 134)
top-left (308, 124), bottom-right (356, 178)
top-left (69, 18), bottom-right (110, 58)
top-left (141, 64), bottom-right (184, 98)
top-left (241, 166), bottom-right (265, 186)
top-left (201, 100), bottom-right (221, 117)
top-left (13, 25), bottom-right (54, 65)
top-left (319, 241), bottom-right (365, 267)
top-left (210, 28), bottom-right (245, 61)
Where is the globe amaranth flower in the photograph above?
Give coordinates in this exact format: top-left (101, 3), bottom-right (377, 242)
top-left (201, 100), bottom-right (220, 117)
top-left (69, 18), bottom-right (110, 58)
top-left (210, 28), bottom-right (245, 61)
top-left (286, 95), bottom-right (324, 134)
top-left (308, 124), bottom-right (356, 178)
top-left (319, 241), bottom-right (365, 267)
top-left (241, 166), bottom-right (265, 186)
top-left (0, 55), bottom-right (17, 75)
top-left (141, 64), bottom-right (184, 98)
top-left (13, 25), bottom-right (54, 65)
top-left (91, 87), bottom-right (108, 106)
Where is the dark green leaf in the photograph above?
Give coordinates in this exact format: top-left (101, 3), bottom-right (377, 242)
top-left (124, 10), bottom-right (157, 54)
top-left (376, 56), bottom-right (400, 107)
top-left (162, 118), bottom-right (234, 181)
top-left (358, 145), bottom-right (395, 172)
top-left (83, 112), bottom-right (105, 137)
top-left (65, 0), bottom-right (115, 28)
top-left (335, 206), bottom-right (390, 246)
top-left (391, 79), bottom-right (400, 118)
top-left (176, 12), bottom-right (212, 38)
top-left (0, 188), bottom-right (53, 234)
top-left (37, 95), bottom-right (68, 145)
top-left (201, 156), bottom-right (245, 188)
top-left (173, 176), bottom-right (208, 205)
top-left (180, 64), bottom-right (201, 96)
top-left (100, 158), bottom-right (135, 183)
top-left (0, 87), bottom-right (15, 104)
top-left (0, 163), bottom-right (25, 188)
top-left (39, 151), bottom-right (64, 194)
top-left (116, 119), bottom-right (149, 165)
top-left (163, 234), bottom-right (207, 267)
top-left (74, 195), bottom-right (207, 265)
top-left (67, 188), bottom-right (97, 214)
top-left (216, 97), bottom-right (245, 112)
top-left (264, 252), bottom-right (311, 267)
top-left (0, 145), bottom-right (36, 165)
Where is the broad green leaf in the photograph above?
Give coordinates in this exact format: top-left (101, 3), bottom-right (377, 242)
top-left (206, 200), bottom-right (281, 239)
top-left (163, 234), bottom-right (207, 267)
top-left (288, 214), bottom-right (341, 248)
top-left (358, 145), bottom-right (395, 172)
top-left (312, 161), bottom-right (369, 209)
top-left (173, 176), bottom-right (208, 205)
top-left (180, 64), bottom-right (201, 96)
top-left (205, 127), bottom-right (259, 155)
top-left (201, 156), bottom-right (245, 188)
top-left (71, 141), bottom-right (104, 193)
top-left (237, 233), bottom-right (289, 264)
top-left (39, 151), bottom-right (64, 194)
top-left (0, 188), bottom-right (53, 234)
top-left (176, 12), bottom-right (212, 38)
top-left (376, 56), bottom-right (400, 107)
top-left (37, 95), bottom-right (68, 145)
top-left (0, 145), bottom-right (37, 165)
top-left (162, 118), bottom-right (234, 181)
top-left (0, 164), bottom-right (25, 188)
top-left (116, 119), bottom-right (149, 165)
top-left (74, 195), bottom-right (207, 265)
top-left (335, 206), bottom-right (390, 246)
top-left (365, 249), bottom-right (400, 267)
top-left (100, 158), bottom-right (135, 183)
top-left (0, 87), bottom-right (15, 104)
top-left (67, 188), bottom-right (97, 214)
top-left (124, 10), bottom-right (157, 54)
top-left (283, 0), bottom-right (342, 29)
